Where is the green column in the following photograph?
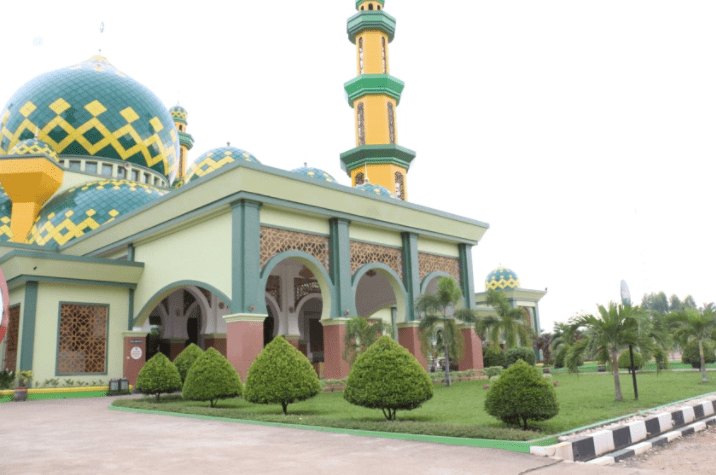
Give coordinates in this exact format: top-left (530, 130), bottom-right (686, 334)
top-left (19, 281), bottom-right (38, 371)
top-left (127, 288), bottom-right (134, 331)
top-left (401, 232), bottom-right (420, 321)
top-left (329, 218), bottom-right (356, 317)
top-left (231, 200), bottom-right (262, 314)
top-left (458, 243), bottom-right (476, 310)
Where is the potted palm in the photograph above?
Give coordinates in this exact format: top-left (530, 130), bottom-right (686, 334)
top-left (14, 370), bottom-right (32, 402)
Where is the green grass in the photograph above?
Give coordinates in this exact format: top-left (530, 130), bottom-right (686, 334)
top-left (547, 361), bottom-right (716, 373)
top-left (112, 370), bottom-right (716, 440)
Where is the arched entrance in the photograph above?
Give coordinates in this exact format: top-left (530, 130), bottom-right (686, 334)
top-left (352, 263), bottom-right (408, 337)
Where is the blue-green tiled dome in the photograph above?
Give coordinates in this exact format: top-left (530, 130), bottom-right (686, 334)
top-left (0, 55), bottom-right (179, 182)
top-left (169, 105), bottom-right (187, 124)
top-left (185, 146), bottom-right (259, 183)
top-left (27, 179), bottom-right (168, 248)
top-left (355, 182), bottom-right (397, 198)
top-left (485, 267), bottom-right (520, 291)
top-left (291, 167), bottom-right (336, 183)
top-left (7, 138), bottom-right (59, 162)
top-left (0, 185), bottom-right (12, 242)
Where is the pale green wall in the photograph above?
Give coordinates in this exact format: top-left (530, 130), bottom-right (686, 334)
top-left (349, 224), bottom-right (402, 247)
top-left (368, 306), bottom-right (393, 325)
top-left (260, 206), bottom-right (329, 235)
top-left (31, 282), bottom-right (128, 383)
top-left (132, 211), bottom-right (232, 326)
top-left (417, 237), bottom-right (460, 257)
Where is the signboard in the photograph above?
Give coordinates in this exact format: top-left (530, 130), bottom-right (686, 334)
top-left (130, 346), bottom-right (143, 360)
top-left (130, 339), bottom-right (143, 344)
top-left (0, 268), bottom-right (9, 345)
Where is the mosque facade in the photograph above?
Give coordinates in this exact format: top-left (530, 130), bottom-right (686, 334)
top-left (0, 0), bottom-right (543, 385)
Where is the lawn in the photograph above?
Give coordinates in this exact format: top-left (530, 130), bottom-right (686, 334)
top-left (112, 370), bottom-right (716, 441)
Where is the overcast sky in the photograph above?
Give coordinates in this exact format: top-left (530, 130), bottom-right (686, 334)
top-left (1, 1), bottom-right (714, 333)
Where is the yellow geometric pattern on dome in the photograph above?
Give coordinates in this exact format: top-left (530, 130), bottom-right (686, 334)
top-left (0, 216), bottom-right (13, 241)
top-left (0, 99), bottom-right (177, 175)
top-left (170, 109), bottom-right (188, 121)
top-left (187, 151), bottom-right (254, 180)
top-left (485, 266), bottom-right (521, 290)
top-left (8, 140), bottom-right (59, 162)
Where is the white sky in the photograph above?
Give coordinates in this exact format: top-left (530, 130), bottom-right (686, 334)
top-left (1, 1), bottom-right (714, 333)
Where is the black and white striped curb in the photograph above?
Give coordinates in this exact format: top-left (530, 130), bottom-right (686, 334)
top-left (530, 397), bottom-right (716, 462)
top-left (588, 416), bottom-right (716, 465)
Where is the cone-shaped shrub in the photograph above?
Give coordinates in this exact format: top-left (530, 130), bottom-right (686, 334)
top-left (244, 336), bottom-right (321, 415)
top-left (485, 360), bottom-right (559, 429)
top-left (173, 343), bottom-right (204, 384)
top-left (182, 347), bottom-right (243, 407)
top-left (344, 335), bottom-right (433, 421)
top-left (136, 353), bottom-right (182, 401)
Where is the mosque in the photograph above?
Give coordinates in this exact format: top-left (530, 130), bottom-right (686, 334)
top-left (0, 0), bottom-right (544, 385)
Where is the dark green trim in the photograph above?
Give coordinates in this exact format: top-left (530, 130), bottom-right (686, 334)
top-left (259, 223), bottom-right (329, 237)
top-left (347, 11), bottom-right (395, 44)
top-left (55, 301), bottom-right (109, 376)
top-left (128, 288), bottom-right (134, 331)
top-left (420, 271), bottom-right (452, 294)
top-left (133, 280), bottom-right (232, 328)
top-left (458, 244), bottom-right (476, 310)
top-left (231, 200), bottom-right (263, 314)
top-left (329, 218), bottom-right (356, 317)
top-left (340, 144), bottom-right (416, 173)
top-left (127, 243), bottom-right (135, 262)
top-left (0, 249), bottom-right (144, 267)
top-left (344, 74), bottom-right (404, 106)
top-left (7, 276), bottom-right (137, 290)
top-left (19, 281), bottom-right (38, 371)
top-left (401, 233), bottom-right (419, 321)
top-left (178, 131), bottom-right (194, 150)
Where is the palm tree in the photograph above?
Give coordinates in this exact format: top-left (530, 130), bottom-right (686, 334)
top-left (415, 277), bottom-right (476, 387)
top-left (669, 303), bottom-right (716, 382)
top-left (476, 289), bottom-right (534, 349)
top-left (568, 302), bottom-right (642, 401)
top-left (343, 316), bottom-right (392, 366)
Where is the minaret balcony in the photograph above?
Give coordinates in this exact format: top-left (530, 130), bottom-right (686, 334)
top-left (178, 131), bottom-right (194, 150)
top-left (340, 144), bottom-right (416, 173)
top-left (344, 74), bottom-right (404, 107)
top-left (347, 11), bottom-right (396, 44)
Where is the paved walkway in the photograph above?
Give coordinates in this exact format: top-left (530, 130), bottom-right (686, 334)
top-left (1, 396), bottom-right (661, 475)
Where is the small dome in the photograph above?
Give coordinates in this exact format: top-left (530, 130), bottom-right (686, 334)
top-left (27, 179), bottom-right (167, 248)
top-left (7, 138), bottom-right (59, 162)
top-left (485, 267), bottom-right (520, 291)
top-left (0, 185), bottom-right (13, 242)
top-left (185, 146), bottom-right (259, 183)
top-left (355, 183), bottom-right (397, 198)
top-left (169, 105), bottom-right (188, 124)
top-left (291, 166), bottom-right (336, 183)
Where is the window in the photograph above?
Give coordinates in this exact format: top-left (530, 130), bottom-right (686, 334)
top-left (57, 303), bottom-right (108, 374)
top-left (377, 5), bottom-right (381, 9)
top-left (359, 37), bottom-right (364, 75)
top-left (355, 172), bottom-right (365, 185)
top-left (382, 37), bottom-right (387, 73)
top-left (84, 162), bottom-right (97, 175)
top-left (395, 172), bottom-right (405, 200)
top-left (131, 170), bottom-right (138, 181)
top-left (369, 3), bottom-right (373, 9)
top-left (143, 173), bottom-right (150, 184)
top-left (101, 164), bottom-right (113, 176)
top-left (117, 166), bottom-right (126, 179)
top-left (357, 102), bottom-right (365, 146)
top-left (69, 160), bottom-right (81, 171)
top-left (388, 102), bottom-right (395, 144)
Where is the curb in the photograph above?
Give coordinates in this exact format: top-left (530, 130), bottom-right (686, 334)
top-left (531, 397), bottom-right (716, 462)
top-left (588, 416), bottom-right (716, 465)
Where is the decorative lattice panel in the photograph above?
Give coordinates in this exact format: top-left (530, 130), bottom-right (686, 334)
top-left (418, 252), bottom-right (461, 285)
top-left (350, 241), bottom-right (403, 279)
top-left (3, 306), bottom-right (20, 371)
top-left (260, 226), bottom-right (330, 272)
top-left (295, 277), bottom-right (320, 307)
top-left (57, 304), bottom-right (107, 374)
top-left (199, 288), bottom-right (212, 306)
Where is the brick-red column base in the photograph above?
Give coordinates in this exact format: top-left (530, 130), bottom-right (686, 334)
top-left (398, 323), bottom-right (428, 371)
top-left (322, 320), bottom-right (350, 380)
top-left (122, 333), bottom-right (147, 386)
top-left (458, 326), bottom-right (484, 371)
top-left (224, 315), bottom-right (267, 381)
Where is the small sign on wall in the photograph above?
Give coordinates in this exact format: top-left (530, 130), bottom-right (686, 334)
top-left (130, 339), bottom-right (143, 344)
top-left (130, 346), bottom-right (143, 360)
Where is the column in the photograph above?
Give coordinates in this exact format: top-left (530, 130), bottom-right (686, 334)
top-left (329, 218), bottom-right (356, 317)
top-left (397, 321), bottom-right (427, 370)
top-left (230, 199), bottom-right (263, 314)
top-left (458, 324), bottom-right (484, 371)
top-left (223, 314), bottom-right (267, 381)
top-left (321, 318), bottom-right (351, 380)
top-left (122, 331), bottom-right (147, 386)
top-left (458, 243), bottom-right (476, 310)
top-left (19, 281), bottom-right (38, 371)
top-left (401, 232), bottom-right (419, 321)
top-left (204, 333), bottom-right (227, 357)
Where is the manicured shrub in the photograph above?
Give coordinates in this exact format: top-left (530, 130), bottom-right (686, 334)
top-left (505, 347), bottom-right (536, 367)
top-left (554, 345), bottom-right (582, 369)
top-left (182, 347), bottom-right (243, 407)
top-left (482, 345), bottom-right (507, 368)
top-left (173, 343), bottom-right (204, 384)
top-left (617, 349), bottom-right (644, 372)
top-left (483, 366), bottom-right (504, 378)
top-left (135, 353), bottom-right (182, 401)
top-left (244, 336), bottom-right (321, 415)
top-left (681, 340), bottom-right (716, 369)
top-left (344, 335), bottom-right (433, 421)
top-left (485, 360), bottom-right (559, 429)
top-left (0, 370), bottom-right (15, 390)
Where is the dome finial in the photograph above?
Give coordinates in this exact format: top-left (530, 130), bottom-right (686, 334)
top-left (227, 141), bottom-right (230, 147)
top-left (304, 162), bottom-right (307, 168)
top-left (98, 22), bottom-right (104, 55)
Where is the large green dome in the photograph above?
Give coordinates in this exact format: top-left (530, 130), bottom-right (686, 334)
top-left (27, 179), bottom-right (168, 249)
top-left (0, 55), bottom-right (179, 182)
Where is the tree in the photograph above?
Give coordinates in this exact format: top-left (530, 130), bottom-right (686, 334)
top-left (415, 277), bottom-right (476, 387)
top-left (568, 303), bottom-right (642, 401)
top-left (244, 336), bottom-right (321, 415)
top-left (670, 303), bottom-right (716, 382)
top-left (182, 347), bottom-right (243, 407)
top-left (344, 336), bottom-right (433, 420)
top-left (135, 353), bottom-right (182, 401)
top-left (669, 295), bottom-right (683, 313)
top-left (173, 343), bottom-right (204, 384)
top-left (684, 295), bottom-right (697, 309)
top-left (484, 360), bottom-right (559, 429)
top-left (477, 289), bottom-right (534, 350)
top-left (641, 292), bottom-right (670, 315)
top-left (343, 316), bottom-right (392, 366)
top-left (533, 332), bottom-right (552, 365)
